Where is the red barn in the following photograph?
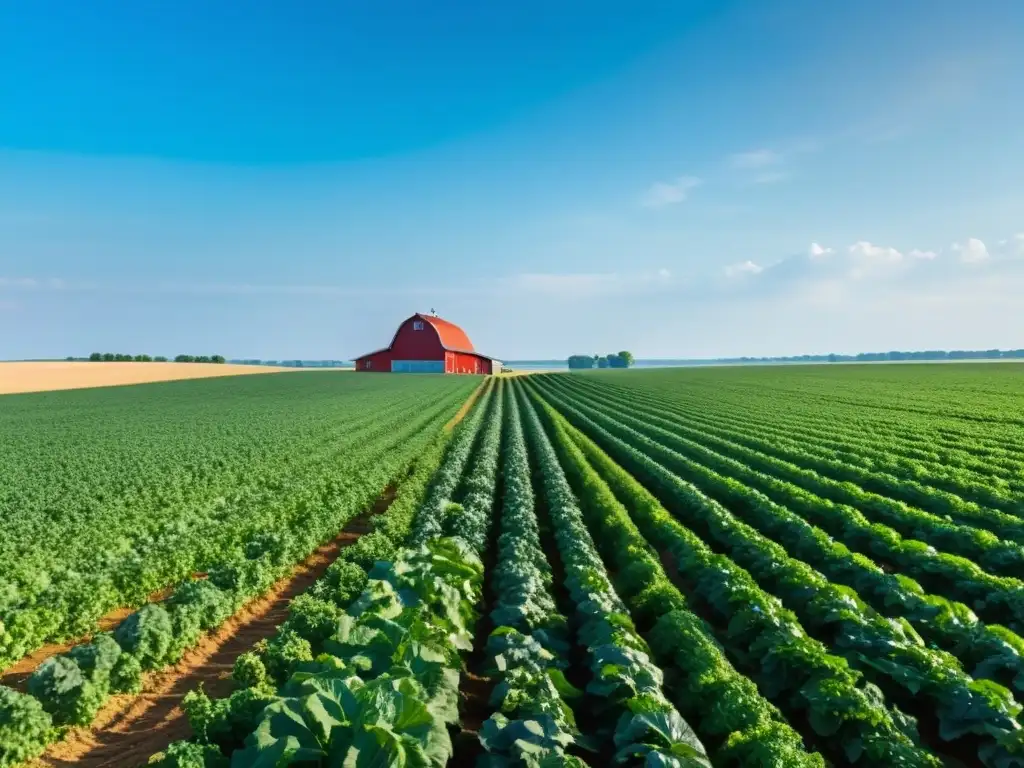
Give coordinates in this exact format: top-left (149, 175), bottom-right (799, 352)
top-left (353, 313), bottom-right (501, 374)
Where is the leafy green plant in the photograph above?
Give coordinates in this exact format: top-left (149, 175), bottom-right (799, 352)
top-left (0, 685), bottom-right (53, 768)
top-left (115, 604), bottom-right (175, 670)
top-left (146, 740), bottom-right (228, 767)
top-left (231, 652), bottom-right (271, 692)
top-left (27, 656), bottom-right (105, 726)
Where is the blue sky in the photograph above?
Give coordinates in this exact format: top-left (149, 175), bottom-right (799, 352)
top-left (2, 0), bottom-right (1022, 360)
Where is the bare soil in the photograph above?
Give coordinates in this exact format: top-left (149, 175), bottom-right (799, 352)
top-left (28, 497), bottom-right (392, 768)
top-left (0, 361), bottom-right (304, 395)
top-left (446, 380), bottom-right (488, 433)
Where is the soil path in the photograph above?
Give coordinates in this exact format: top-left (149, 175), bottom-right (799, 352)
top-left (29, 490), bottom-right (394, 768)
top-left (446, 380), bottom-right (488, 433)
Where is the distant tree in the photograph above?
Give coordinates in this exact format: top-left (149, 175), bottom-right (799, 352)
top-left (154, 356), bottom-right (168, 362)
top-left (607, 351), bottom-right (634, 369)
top-left (174, 354), bottom-right (193, 363)
top-left (102, 353), bottom-right (115, 362)
top-left (89, 352), bottom-right (102, 361)
top-left (211, 355), bottom-right (225, 364)
top-left (195, 355), bottom-right (212, 363)
top-left (597, 356), bottom-right (609, 369)
top-left (567, 355), bottom-right (596, 369)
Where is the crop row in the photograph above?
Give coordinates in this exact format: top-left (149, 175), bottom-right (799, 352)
top-left (0, 381), bottom-right (484, 768)
top-left (523, 381), bottom-right (949, 767)
top-left (543, 375), bottom-right (1024, 592)
top-left (0, 375), bottom-right (478, 669)
top-left (552, 380), bottom-right (1024, 698)
top-left (517, 386), bottom-right (713, 765)
top-left (529, 377), bottom-right (1024, 767)
top-left (581, 375), bottom-right (1024, 508)
top-left (144, 380), bottom-right (500, 767)
top-left (555, 375), bottom-right (1024, 551)
top-left (528, 388), bottom-right (825, 766)
top-left (606, 367), bottom-right (1024, 463)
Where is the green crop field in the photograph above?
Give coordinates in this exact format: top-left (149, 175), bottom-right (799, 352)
top-left (3, 364), bottom-right (1024, 768)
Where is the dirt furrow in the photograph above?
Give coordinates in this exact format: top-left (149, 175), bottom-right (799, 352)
top-left (29, 494), bottom-right (392, 768)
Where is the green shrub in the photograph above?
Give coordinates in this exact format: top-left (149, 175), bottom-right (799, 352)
top-left (284, 594), bottom-right (340, 647)
top-left (340, 531), bottom-right (395, 569)
top-left (146, 740), bottom-right (227, 768)
top-left (231, 652), bottom-right (270, 691)
top-left (115, 604), bottom-right (175, 669)
top-left (110, 653), bottom-right (143, 694)
top-left (320, 559), bottom-right (369, 608)
top-left (67, 632), bottom-right (121, 683)
top-left (182, 686), bottom-right (274, 753)
top-left (260, 628), bottom-right (313, 684)
top-left (169, 580), bottom-right (235, 631)
top-left (0, 685), bottom-right (53, 768)
top-left (27, 656), bottom-right (105, 726)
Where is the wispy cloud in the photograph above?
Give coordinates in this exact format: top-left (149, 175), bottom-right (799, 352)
top-left (640, 176), bottom-right (701, 208)
top-left (728, 147), bottom-right (795, 185)
top-left (729, 149), bottom-right (782, 169)
top-left (723, 260), bottom-right (763, 278)
top-left (0, 276), bottom-right (98, 291)
top-left (751, 170), bottom-right (790, 185)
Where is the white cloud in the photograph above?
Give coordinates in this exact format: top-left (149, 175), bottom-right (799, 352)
top-left (848, 241), bottom-right (903, 264)
top-left (952, 238), bottom-right (990, 263)
top-left (909, 248), bottom-right (937, 260)
top-left (640, 176), bottom-right (701, 208)
top-left (808, 243), bottom-right (833, 258)
top-left (730, 149), bottom-right (782, 169)
top-left (724, 260), bottom-right (764, 278)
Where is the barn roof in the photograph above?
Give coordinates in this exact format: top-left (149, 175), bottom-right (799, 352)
top-left (419, 314), bottom-right (475, 353)
top-left (352, 313), bottom-right (496, 361)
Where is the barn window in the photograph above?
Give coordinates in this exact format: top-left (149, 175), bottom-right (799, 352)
top-left (413, 321), bottom-right (424, 330)
top-left (365, 360), bottom-right (372, 369)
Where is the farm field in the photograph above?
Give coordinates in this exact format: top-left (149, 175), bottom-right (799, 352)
top-left (3, 364), bottom-right (1024, 767)
top-left (0, 361), bottom-right (306, 395)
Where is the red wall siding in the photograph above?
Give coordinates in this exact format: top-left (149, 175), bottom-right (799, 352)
top-left (450, 351), bottom-right (491, 374)
top-left (358, 351), bottom-right (393, 371)
top-left (389, 318), bottom-right (446, 360)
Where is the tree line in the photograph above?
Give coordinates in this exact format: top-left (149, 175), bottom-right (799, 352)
top-left (567, 351), bottom-right (635, 369)
top-left (85, 353), bottom-right (226, 363)
top-left (677, 348), bottom-right (1024, 365)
